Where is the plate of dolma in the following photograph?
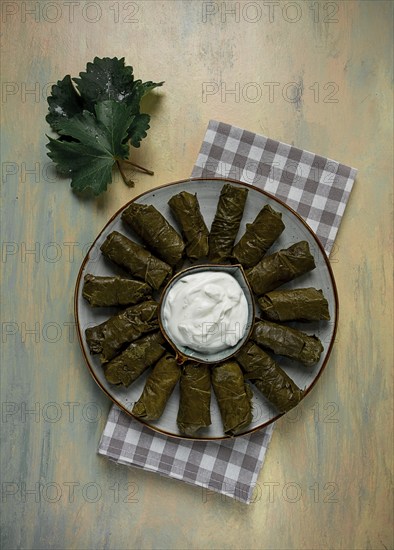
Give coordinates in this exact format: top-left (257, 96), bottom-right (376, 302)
top-left (75, 178), bottom-right (338, 440)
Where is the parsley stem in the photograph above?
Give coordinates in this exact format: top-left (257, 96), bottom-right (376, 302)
top-left (116, 160), bottom-right (134, 187)
top-left (120, 158), bottom-right (154, 176)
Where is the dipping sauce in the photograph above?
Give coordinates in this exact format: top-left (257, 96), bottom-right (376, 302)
top-left (162, 271), bottom-right (248, 354)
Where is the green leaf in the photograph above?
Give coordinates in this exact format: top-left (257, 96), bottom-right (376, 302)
top-left (121, 81), bottom-right (143, 115)
top-left (46, 136), bottom-right (114, 196)
top-left (47, 100), bottom-right (134, 195)
top-left (141, 80), bottom-right (165, 97)
top-left (73, 56), bottom-right (136, 111)
top-left (127, 113), bottom-right (151, 147)
top-left (94, 101), bottom-right (134, 157)
top-left (73, 57), bottom-right (164, 113)
top-left (127, 80), bottom-right (164, 113)
top-left (45, 57), bottom-right (164, 197)
top-left (46, 75), bottom-right (83, 131)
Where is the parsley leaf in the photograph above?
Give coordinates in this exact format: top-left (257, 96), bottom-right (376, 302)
top-left (46, 57), bottom-right (164, 196)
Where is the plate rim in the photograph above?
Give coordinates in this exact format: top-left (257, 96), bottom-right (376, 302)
top-left (74, 176), bottom-right (339, 441)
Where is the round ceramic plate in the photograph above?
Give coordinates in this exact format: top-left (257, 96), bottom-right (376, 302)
top-left (75, 178), bottom-right (338, 440)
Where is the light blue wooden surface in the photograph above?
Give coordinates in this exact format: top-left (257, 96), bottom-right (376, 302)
top-left (1, 2), bottom-right (393, 549)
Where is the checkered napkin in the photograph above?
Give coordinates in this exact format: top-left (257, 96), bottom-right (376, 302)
top-left (98, 119), bottom-right (357, 504)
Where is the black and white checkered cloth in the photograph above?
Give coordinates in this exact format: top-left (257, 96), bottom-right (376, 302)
top-left (192, 121), bottom-right (356, 254)
top-left (98, 120), bottom-right (357, 504)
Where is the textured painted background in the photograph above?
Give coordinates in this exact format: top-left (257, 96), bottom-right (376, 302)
top-left (1, 1), bottom-right (393, 549)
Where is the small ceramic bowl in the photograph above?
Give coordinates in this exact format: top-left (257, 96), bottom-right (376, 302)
top-left (158, 263), bottom-right (255, 364)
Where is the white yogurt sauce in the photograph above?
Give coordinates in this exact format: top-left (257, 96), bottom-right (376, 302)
top-left (162, 271), bottom-right (248, 354)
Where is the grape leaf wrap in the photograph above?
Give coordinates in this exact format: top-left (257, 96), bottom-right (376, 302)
top-left (168, 191), bottom-right (209, 260)
top-left (211, 361), bottom-right (253, 436)
top-left (232, 204), bottom-right (285, 268)
top-left (252, 320), bottom-right (324, 366)
top-left (258, 288), bottom-right (330, 322)
top-left (132, 354), bottom-right (181, 421)
top-left (177, 364), bottom-right (211, 436)
top-left (104, 332), bottom-right (166, 387)
top-left (100, 231), bottom-right (172, 290)
top-left (246, 241), bottom-right (316, 296)
top-left (82, 274), bottom-right (151, 308)
top-left (236, 341), bottom-right (304, 412)
top-left (85, 300), bottom-right (159, 363)
top-left (208, 184), bottom-right (248, 263)
top-left (122, 203), bottom-right (185, 267)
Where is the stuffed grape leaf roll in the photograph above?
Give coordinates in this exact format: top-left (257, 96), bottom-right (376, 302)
top-left (100, 231), bottom-right (172, 291)
top-left (168, 191), bottom-right (209, 260)
top-left (122, 203), bottom-right (185, 266)
top-left (132, 354), bottom-right (181, 421)
top-left (211, 361), bottom-right (253, 436)
top-left (252, 320), bottom-right (324, 366)
top-left (258, 288), bottom-right (330, 322)
top-left (104, 332), bottom-right (166, 387)
top-left (232, 204), bottom-right (285, 268)
top-left (85, 300), bottom-right (159, 363)
top-left (177, 363), bottom-right (211, 436)
top-left (208, 184), bottom-right (248, 263)
top-left (82, 274), bottom-right (151, 307)
top-left (236, 341), bottom-right (304, 412)
top-left (246, 241), bottom-right (316, 296)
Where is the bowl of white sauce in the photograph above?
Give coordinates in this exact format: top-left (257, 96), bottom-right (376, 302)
top-left (159, 264), bottom-right (255, 364)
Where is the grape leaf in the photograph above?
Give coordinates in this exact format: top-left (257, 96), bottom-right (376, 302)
top-left (140, 80), bottom-right (165, 97)
top-left (46, 100), bottom-right (134, 195)
top-left (72, 56), bottom-right (164, 112)
top-left (46, 57), bottom-right (164, 196)
top-left (127, 113), bottom-right (151, 147)
top-left (46, 75), bottom-right (83, 131)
